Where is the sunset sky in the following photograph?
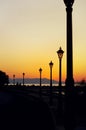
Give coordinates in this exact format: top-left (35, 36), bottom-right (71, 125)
top-left (0, 0), bottom-right (86, 82)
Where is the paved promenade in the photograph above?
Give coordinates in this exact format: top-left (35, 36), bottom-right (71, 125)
top-left (0, 85), bottom-right (86, 130)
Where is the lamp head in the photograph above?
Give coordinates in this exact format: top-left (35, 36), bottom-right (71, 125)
top-left (57, 47), bottom-right (64, 59)
top-left (23, 73), bottom-right (25, 76)
top-left (13, 74), bottom-right (15, 78)
top-left (49, 61), bottom-right (53, 68)
top-left (39, 68), bottom-right (42, 72)
top-left (63, 0), bottom-right (74, 7)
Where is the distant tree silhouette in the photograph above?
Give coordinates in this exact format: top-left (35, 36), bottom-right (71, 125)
top-left (0, 70), bottom-right (9, 86)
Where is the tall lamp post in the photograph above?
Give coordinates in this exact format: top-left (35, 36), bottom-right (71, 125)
top-left (57, 47), bottom-right (64, 89)
top-left (63, 0), bottom-right (75, 88)
top-left (23, 73), bottom-right (25, 86)
top-left (49, 61), bottom-right (53, 105)
top-left (63, 1), bottom-right (75, 129)
top-left (13, 74), bottom-right (15, 85)
top-left (39, 68), bottom-right (42, 98)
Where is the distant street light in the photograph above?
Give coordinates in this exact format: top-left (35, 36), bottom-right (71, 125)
top-left (23, 73), bottom-right (25, 86)
top-left (57, 47), bottom-right (64, 119)
top-left (39, 68), bottom-right (42, 87)
top-left (49, 61), bottom-right (53, 87)
top-left (49, 61), bottom-right (54, 105)
top-left (57, 47), bottom-right (64, 88)
top-left (13, 74), bottom-right (15, 85)
top-left (39, 68), bottom-right (42, 98)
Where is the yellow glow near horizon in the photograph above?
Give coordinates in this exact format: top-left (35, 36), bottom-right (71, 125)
top-left (0, 0), bottom-right (86, 82)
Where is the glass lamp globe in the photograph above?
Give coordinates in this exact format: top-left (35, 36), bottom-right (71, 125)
top-left (49, 61), bottom-right (53, 68)
top-left (57, 47), bottom-right (64, 59)
top-left (39, 68), bottom-right (42, 72)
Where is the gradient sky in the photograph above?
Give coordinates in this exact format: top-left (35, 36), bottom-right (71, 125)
top-left (0, 0), bottom-right (86, 82)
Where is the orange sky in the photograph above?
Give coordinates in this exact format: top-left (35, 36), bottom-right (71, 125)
top-left (0, 0), bottom-right (86, 82)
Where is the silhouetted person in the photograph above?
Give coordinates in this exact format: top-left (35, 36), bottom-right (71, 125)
top-left (0, 91), bottom-right (56, 130)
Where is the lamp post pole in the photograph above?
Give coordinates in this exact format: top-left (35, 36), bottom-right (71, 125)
top-left (39, 68), bottom-right (42, 98)
top-left (23, 73), bottom-right (25, 86)
top-left (59, 58), bottom-right (61, 87)
top-left (63, 0), bottom-right (75, 88)
top-left (49, 61), bottom-right (53, 106)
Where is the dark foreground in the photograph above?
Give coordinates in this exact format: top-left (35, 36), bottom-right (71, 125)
top-left (0, 85), bottom-right (86, 130)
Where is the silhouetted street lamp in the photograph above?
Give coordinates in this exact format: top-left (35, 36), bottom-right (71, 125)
top-left (13, 74), bottom-right (15, 85)
top-left (56, 47), bottom-right (64, 121)
top-left (63, 0), bottom-right (75, 87)
top-left (57, 47), bottom-right (64, 88)
top-left (49, 61), bottom-right (53, 87)
top-left (49, 61), bottom-right (53, 105)
top-left (39, 68), bottom-right (42, 87)
top-left (23, 73), bottom-right (25, 86)
top-left (39, 68), bottom-right (42, 98)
